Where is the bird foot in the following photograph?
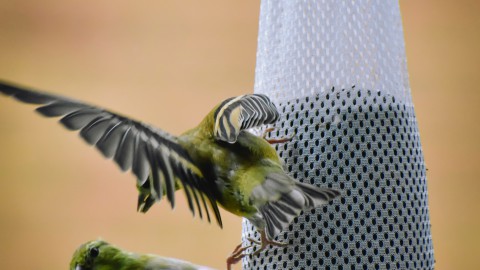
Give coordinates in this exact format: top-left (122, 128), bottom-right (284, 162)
top-left (247, 237), bottom-right (261, 245)
top-left (226, 243), bottom-right (251, 270)
top-left (250, 231), bottom-right (289, 256)
top-left (226, 231), bottom-right (289, 269)
top-left (262, 127), bottom-right (295, 144)
top-left (267, 239), bottom-right (289, 247)
top-left (252, 239), bottom-right (288, 256)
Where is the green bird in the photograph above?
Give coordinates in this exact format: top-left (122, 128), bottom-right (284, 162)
top-left (0, 81), bottom-right (341, 268)
top-left (70, 240), bottom-right (216, 270)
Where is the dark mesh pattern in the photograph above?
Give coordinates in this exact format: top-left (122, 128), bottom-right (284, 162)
top-left (242, 87), bottom-right (435, 269)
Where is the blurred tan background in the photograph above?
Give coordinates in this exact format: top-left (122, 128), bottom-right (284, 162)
top-left (0, 1), bottom-right (477, 269)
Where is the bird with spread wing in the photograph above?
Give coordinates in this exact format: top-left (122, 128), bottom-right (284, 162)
top-left (0, 80), bottom-right (341, 269)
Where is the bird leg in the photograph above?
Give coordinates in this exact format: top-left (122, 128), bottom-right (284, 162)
top-left (248, 230), bottom-right (289, 256)
top-left (226, 243), bottom-right (251, 270)
top-left (262, 127), bottom-right (295, 144)
top-left (226, 230), bottom-right (289, 269)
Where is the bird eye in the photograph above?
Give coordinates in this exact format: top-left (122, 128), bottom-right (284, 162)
top-left (89, 247), bottom-right (99, 258)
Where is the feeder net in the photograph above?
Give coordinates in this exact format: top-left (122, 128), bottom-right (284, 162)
top-left (242, 1), bottom-right (435, 269)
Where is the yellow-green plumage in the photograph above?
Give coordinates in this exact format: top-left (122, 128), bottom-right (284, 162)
top-left (70, 240), bottom-right (214, 270)
top-left (0, 80), bottom-right (341, 255)
top-left (178, 107), bottom-right (283, 218)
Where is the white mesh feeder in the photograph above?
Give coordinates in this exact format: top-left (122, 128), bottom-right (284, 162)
top-left (242, 1), bottom-right (435, 269)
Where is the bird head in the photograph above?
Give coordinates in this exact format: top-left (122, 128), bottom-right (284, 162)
top-left (70, 240), bottom-right (110, 270)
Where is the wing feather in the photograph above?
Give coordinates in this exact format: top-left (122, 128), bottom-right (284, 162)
top-left (132, 132), bottom-right (150, 185)
top-left (156, 146), bottom-right (176, 206)
top-left (60, 108), bottom-right (106, 130)
top-left (37, 101), bottom-right (85, 116)
top-left (80, 117), bottom-right (116, 145)
top-left (114, 125), bottom-right (135, 171)
top-left (96, 120), bottom-right (128, 158)
top-left (0, 80), bottom-right (223, 227)
top-left (213, 94), bottom-right (279, 143)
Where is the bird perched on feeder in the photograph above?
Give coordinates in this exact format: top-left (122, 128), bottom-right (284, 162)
top-left (70, 239), bottom-right (216, 270)
top-left (0, 80), bottom-right (341, 269)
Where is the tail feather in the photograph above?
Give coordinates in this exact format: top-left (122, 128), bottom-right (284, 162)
top-left (260, 181), bottom-right (341, 240)
top-left (262, 205), bottom-right (283, 238)
top-left (295, 181), bottom-right (341, 208)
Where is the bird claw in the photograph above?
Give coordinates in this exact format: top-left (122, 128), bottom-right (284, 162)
top-left (250, 230), bottom-right (289, 256)
top-left (268, 239), bottom-right (289, 247)
top-left (261, 127), bottom-right (275, 139)
top-left (262, 127), bottom-right (295, 144)
top-left (226, 243), bottom-right (251, 270)
top-left (226, 231), bottom-right (290, 269)
top-left (252, 239), bottom-right (289, 256)
top-left (252, 247), bottom-right (263, 256)
top-left (247, 237), bottom-right (261, 245)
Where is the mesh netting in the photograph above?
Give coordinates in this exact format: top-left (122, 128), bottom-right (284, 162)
top-left (242, 88), bottom-right (434, 269)
top-left (242, 1), bottom-right (434, 269)
top-left (254, 1), bottom-right (411, 105)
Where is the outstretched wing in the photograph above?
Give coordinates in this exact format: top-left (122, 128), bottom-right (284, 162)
top-left (213, 94), bottom-right (279, 143)
top-left (0, 80), bottom-right (222, 227)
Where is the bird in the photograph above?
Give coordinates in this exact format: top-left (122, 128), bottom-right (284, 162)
top-left (70, 239), bottom-right (216, 270)
top-left (0, 80), bottom-right (341, 269)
